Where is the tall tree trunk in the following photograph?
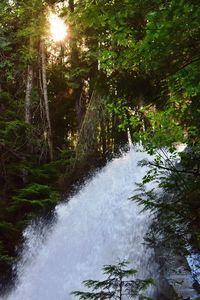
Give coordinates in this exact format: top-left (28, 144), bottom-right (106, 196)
top-left (69, 0), bottom-right (85, 130)
top-left (40, 40), bottom-right (54, 161)
top-left (24, 64), bottom-right (33, 182)
top-left (100, 119), bottom-right (107, 157)
top-left (25, 65), bottom-right (33, 123)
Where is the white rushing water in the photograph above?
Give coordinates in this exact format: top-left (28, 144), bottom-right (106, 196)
top-left (3, 147), bottom-right (158, 300)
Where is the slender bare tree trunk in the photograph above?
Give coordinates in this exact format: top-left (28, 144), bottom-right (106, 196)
top-left (24, 64), bottom-right (33, 182)
top-left (100, 119), bottom-right (107, 157)
top-left (69, 0), bottom-right (86, 130)
top-left (40, 40), bottom-right (54, 161)
top-left (25, 65), bottom-right (33, 123)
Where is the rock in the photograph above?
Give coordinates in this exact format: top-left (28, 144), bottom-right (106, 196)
top-left (155, 247), bottom-right (199, 299)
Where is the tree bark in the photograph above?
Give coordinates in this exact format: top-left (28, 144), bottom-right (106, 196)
top-left (40, 40), bottom-right (54, 161)
top-left (100, 119), bottom-right (107, 157)
top-left (69, 0), bottom-right (85, 130)
top-left (25, 65), bottom-right (33, 123)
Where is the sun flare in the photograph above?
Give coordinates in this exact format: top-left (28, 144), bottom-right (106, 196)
top-left (49, 13), bottom-right (67, 42)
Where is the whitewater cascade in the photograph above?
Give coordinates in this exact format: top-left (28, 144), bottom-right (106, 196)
top-left (3, 148), bottom-right (158, 300)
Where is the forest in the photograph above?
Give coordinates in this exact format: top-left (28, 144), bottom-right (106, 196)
top-left (0, 0), bottom-right (200, 298)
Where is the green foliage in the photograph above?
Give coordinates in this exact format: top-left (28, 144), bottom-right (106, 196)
top-left (72, 261), bottom-right (153, 300)
top-left (0, 242), bottom-right (14, 265)
top-left (137, 0), bottom-right (200, 75)
top-left (131, 145), bottom-right (200, 251)
top-left (1, 120), bottom-right (30, 146)
top-left (9, 183), bottom-right (59, 214)
top-left (141, 110), bottom-right (183, 148)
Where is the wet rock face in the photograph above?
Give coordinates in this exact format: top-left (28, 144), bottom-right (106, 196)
top-left (166, 265), bottom-right (197, 299)
top-left (156, 246), bottom-right (199, 300)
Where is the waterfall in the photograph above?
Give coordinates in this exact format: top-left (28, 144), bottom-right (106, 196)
top-left (3, 147), bottom-right (158, 300)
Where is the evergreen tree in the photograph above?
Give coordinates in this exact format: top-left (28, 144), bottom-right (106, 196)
top-left (72, 261), bottom-right (153, 300)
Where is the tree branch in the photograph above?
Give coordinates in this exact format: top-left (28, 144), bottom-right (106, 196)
top-left (148, 161), bottom-right (200, 177)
